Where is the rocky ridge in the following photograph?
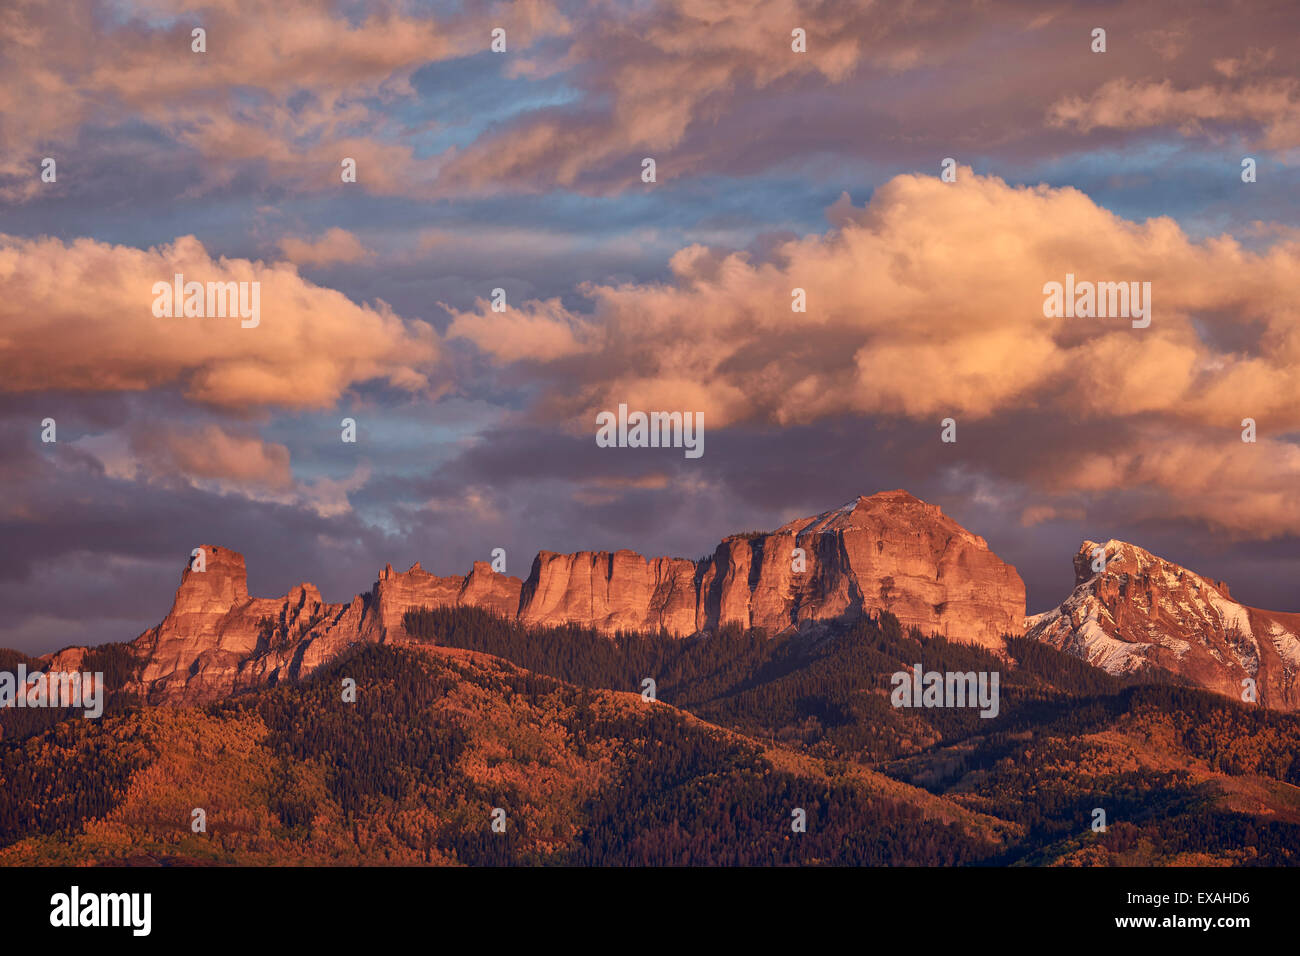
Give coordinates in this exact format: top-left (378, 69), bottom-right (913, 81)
top-left (35, 492), bottom-right (1297, 711)
top-left (44, 490), bottom-right (1027, 703)
top-left (1024, 539), bottom-right (1300, 708)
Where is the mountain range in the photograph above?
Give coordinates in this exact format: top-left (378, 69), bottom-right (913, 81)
top-left (30, 489), bottom-right (1300, 711)
top-left (4, 489), bottom-right (1300, 866)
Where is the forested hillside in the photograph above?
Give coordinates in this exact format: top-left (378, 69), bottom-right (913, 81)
top-left (2, 608), bottom-right (1298, 865)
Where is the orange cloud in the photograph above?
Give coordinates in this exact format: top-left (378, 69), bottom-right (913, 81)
top-left (0, 233), bottom-right (440, 409)
top-left (0, 0), bottom-right (571, 199)
top-left (1049, 78), bottom-right (1300, 148)
top-left (72, 422), bottom-right (372, 516)
top-left (1052, 429), bottom-right (1300, 537)
top-left (452, 170), bottom-right (1300, 427)
top-left (6, 0), bottom-right (1297, 201)
top-left (447, 169), bottom-right (1300, 533)
top-left (128, 424), bottom-right (294, 489)
top-left (447, 296), bottom-right (594, 362)
top-left (278, 228), bottom-right (372, 266)
top-left (436, 0), bottom-right (869, 194)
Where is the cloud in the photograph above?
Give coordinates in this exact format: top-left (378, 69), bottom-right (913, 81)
top-left (278, 228), bottom-right (372, 266)
top-left (1044, 428), bottom-right (1300, 537)
top-left (1049, 78), bottom-right (1300, 149)
top-left (1019, 504), bottom-right (1085, 527)
top-left (65, 422), bottom-right (291, 490)
top-left (5, 0), bottom-right (1298, 204)
top-left (447, 295), bottom-right (594, 362)
top-left (0, 233), bottom-right (441, 409)
top-left (70, 419), bottom-right (373, 517)
top-left (446, 169), bottom-right (1300, 535)
top-left (0, 0), bottom-right (572, 199)
top-left (433, 0), bottom-right (882, 194)
top-left (434, 0), bottom-right (1300, 195)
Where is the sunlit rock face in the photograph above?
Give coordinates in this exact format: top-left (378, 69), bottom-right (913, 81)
top-left (79, 491), bottom-right (1032, 704)
top-left (1025, 539), bottom-right (1300, 709)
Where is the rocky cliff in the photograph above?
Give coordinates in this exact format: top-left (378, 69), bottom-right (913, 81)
top-left (696, 491), bottom-right (1025, 645)
top-left (44, 490), bottom-right (1027, 704)
top-left (106, 547), bottom-right (523, 703)
top-left (22, 499), bottom-right (1300, 715)
top-left (510, 491), bottom-right (1025, 644)
top-left (518, 550), bottom-right (698, 635)
top-left (1024, 540), bottom-right (1300, 708)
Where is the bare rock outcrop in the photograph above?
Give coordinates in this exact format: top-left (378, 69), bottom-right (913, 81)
top-left (37, 498), bottom-right (1299, 712)
top-left (124, 547), bottom-right (523, 703)
top-left (518, 551), bottom-right (698, 635)
top-left (693, 491), bottom-right (1025, 646)
top-left (78, 491), bottom-right (1028, 704)
top-left (1024, 540), bottom-right (1300, 709)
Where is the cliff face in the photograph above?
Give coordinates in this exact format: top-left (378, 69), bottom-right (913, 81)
top-left (128, 546), bottom-right (357, 703)
top-left (62, 490), bottom-right (1026, 704)
top-left (694, 491), bottom-right (1025, 646)
top-left (517, 551), bottom-right (698, 635)
top-left (364, 560), bottom-right (523, 642)
top-left (123, 547), bottom-right (524, 703)
top-left (511, 491), bottom-right (1024, 645)
top-left (23, 495), bottom-right (1300, 713)
top-left (1024, 540), bottom-right (1300, 709)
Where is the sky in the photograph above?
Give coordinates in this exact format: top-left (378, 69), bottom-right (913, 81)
top-left (2, 0), bottom-right (1299, 654)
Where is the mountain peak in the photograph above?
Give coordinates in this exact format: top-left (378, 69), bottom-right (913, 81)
top-left (864, 488), bottom-right (926, 503)
top-left (1073, 539), bottom-right (1232, 598)
top-left (776, 489), bottom-right (949, 538)
top-left (1027, 540), bottom-right (1300, 707)
top-left (842, 489), bottom-right (929, 511)
top-left (174, 544), bottom-right (249, 606)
